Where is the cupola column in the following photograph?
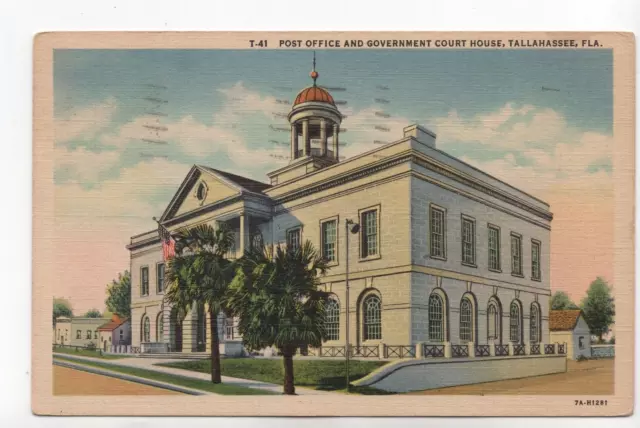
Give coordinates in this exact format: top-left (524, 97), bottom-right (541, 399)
top-left (320, 119), bottom-right (328, 156)
top-left (302, 119), bottom-right (310, 156)
top-left (290, 123), bottom-right (299, 160)
top-left (332, 124), bottom-right (339, 160)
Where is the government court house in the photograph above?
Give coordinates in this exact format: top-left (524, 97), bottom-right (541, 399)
top-left (127, 67), bottom-right (552, 357)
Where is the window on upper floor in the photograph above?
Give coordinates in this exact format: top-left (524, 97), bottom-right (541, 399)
top-left (321, 219), bottom-right (337, 263)
top-left (286, 227), bottom-right (301, 253)
top-left (141, 266), bottom-right (149, 296)
top-left (510, 233), bottom-right (523, 276)
top-left (360, 209), bottom-right (379, 258)
top-left (430, 205), bottom-right (446, 259)
top-left (461, 216), bottom-right (476, 266)
top-left (531, 240), bottom-right (541, 281)
top-left (157, 263), bottom-right (165, 293)
top-left (488, 225), bottom-right (501, 272)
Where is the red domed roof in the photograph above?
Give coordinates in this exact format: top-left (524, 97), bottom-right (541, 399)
top-left (293, 86), bottom-right (335, 106)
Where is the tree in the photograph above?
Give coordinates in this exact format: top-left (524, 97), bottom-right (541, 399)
top-left (84, 309), bottom-right (102, 318)
top-left (53, 298), bottom-right (73, 326)
top-left (165, 223), bottom-right (235, 384)
top-left (105, 271), bottom-right (131, 317)
top-left (581, 277), bottom-right (615, 341)
top-left (228, 241), bottom-right (330, 395)
top-left (550, 291), bottom-right (579, 310)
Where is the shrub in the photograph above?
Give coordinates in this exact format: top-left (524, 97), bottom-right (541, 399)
top-left (609, 336), bottom-right (615, 345)
top-left (576, 354), bottom-right (588, 362)
top-left (86, 342), bottom-right (97, 351)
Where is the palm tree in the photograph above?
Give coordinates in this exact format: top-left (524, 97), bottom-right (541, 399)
top-left (228, 240), bottom-right (330, 395)
top-left (165, 223), bottom-right (235, 384)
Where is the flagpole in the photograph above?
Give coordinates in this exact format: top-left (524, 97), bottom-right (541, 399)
top-left (153, 216), bottom-right (173, 352)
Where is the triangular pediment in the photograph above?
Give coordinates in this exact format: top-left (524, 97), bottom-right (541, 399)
top-left (160, 165), bottom-right (242, 222)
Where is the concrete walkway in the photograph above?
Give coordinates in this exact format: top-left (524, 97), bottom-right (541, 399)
top-left (53, 353), bottom-right (333, 395)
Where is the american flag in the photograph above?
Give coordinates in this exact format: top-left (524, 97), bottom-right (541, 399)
top-left (158, 223), bottom-right (175, 261)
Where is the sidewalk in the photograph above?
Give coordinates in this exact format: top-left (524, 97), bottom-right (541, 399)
top-left (53, 353), bottom-right (333, 395)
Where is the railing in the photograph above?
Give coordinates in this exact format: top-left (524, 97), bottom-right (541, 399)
top-left (451, 344), bottom-right (469, 358)
top-left (319, 346), bottom-right (346, 357)
top-left (557, 344), bottom-right (566, 354)
top-left (591, 345), bottom-right (615, 358)
top-left (385, 345), bottom-right (416, 359)
top-left (544, 344), bottom-right (555, 354)
top-left (494, 344), bottom-right (509, 356)
top-left (423, 344), bottom-right (445, 358)
top-left (131, 346), bottom-right (141, 354)
top-left (475, 344), bottom-right (490, 357)
top-left (351, 345), bottom-right (379, 358)
top-left (530, 344), bottom-right (541, 355)
top-left (53, 344), bottom-right (88, 352)
top-left (513, 344), bottom-right (526, 356)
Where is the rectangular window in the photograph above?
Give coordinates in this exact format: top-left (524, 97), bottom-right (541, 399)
top-left (141, 266), bottom-right (149, 296)
top-left (360, 209), bottom-right (378, 258)
top-left (76, 330), bottom-right (81, 339)
top-left (157, 263), bottom-right (165, 293)
top-left (321, 219), bottom-right (337, 263)
top-left (94, 330), bottom-right (98, 339)
top-left (286, 228), bottom-right (301, 252)
top-left (86, 330), bottom-right (92, 339)
top-left (120, 330), bottom-right (124, 340)
top-left (430, 205), bottom-right (446, 259)
top-left (531, 240), bottom-right (541, 281)
top-left (511, 233), bottom-right (523, 276)
top-left (488, 226), bottom-right (501, 271)
top-left (461, 217), bottom-right (476, 266)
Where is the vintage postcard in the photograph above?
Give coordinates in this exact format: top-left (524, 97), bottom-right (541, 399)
top-left (33, 31), bottom-right (634, 416)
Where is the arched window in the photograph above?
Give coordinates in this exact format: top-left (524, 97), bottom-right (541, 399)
top-left (487, 303), bottom-right (499, 341)
top-left (510, 301), bottom-right (522, 343)
top-left (156, 313), bottom-right (164, 342)
top-left (325, 299), bottom-right (340, 341)
top-left (460, 298), bottom-right (473, 342)
top-left (429, 293), bottom-right (444, 342)
top-left (363, 295), bottom-right (382, 340)
top-left (142, 315), bottom-right (150, 343)
top-left (530, 303), bottom-right (541, 343)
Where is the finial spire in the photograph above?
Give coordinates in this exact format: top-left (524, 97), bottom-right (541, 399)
top-left (310, 51), bottom-right (319, 86)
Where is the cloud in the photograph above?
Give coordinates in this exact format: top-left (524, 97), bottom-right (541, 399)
top-left (54, 146), bottom-right (121, 183)
top-left (55, 97), bottom-right (118, 145)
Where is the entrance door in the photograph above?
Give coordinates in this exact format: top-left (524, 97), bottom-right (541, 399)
top-left (196, 304), bottom-right (206, 352)
top-left (171, 307), bottom-right (183, 352)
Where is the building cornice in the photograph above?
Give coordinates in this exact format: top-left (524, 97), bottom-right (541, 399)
top-left (271, 150), bottom-right (552, 222)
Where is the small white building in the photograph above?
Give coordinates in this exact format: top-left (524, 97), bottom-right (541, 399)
top-left (97, 314), bottom-right (131, 351)
top-left (549, 310), bottom-right (591, 360)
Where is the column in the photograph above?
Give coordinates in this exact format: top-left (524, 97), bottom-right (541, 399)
top-left (320, 119), bottom-right (327, 156)
top-left (332, 124), bottom-right (339, 160)
top-left (239, 212), bottom-right (250, 254)
top-left (290, 123), bottom-right (298, 160)
top-left (302, 119), bottom-right (310, 156)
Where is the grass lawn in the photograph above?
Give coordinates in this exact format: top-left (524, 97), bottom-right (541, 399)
top-left (159, 358), bottom-right (391, 393)
top-left (53, 345), bottom-right (129, 360)
top-left (53, 355), bottom-right (276, 395)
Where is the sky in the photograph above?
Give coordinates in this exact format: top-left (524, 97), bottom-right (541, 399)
top-left (53, 48), bottom-right (613, 314)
